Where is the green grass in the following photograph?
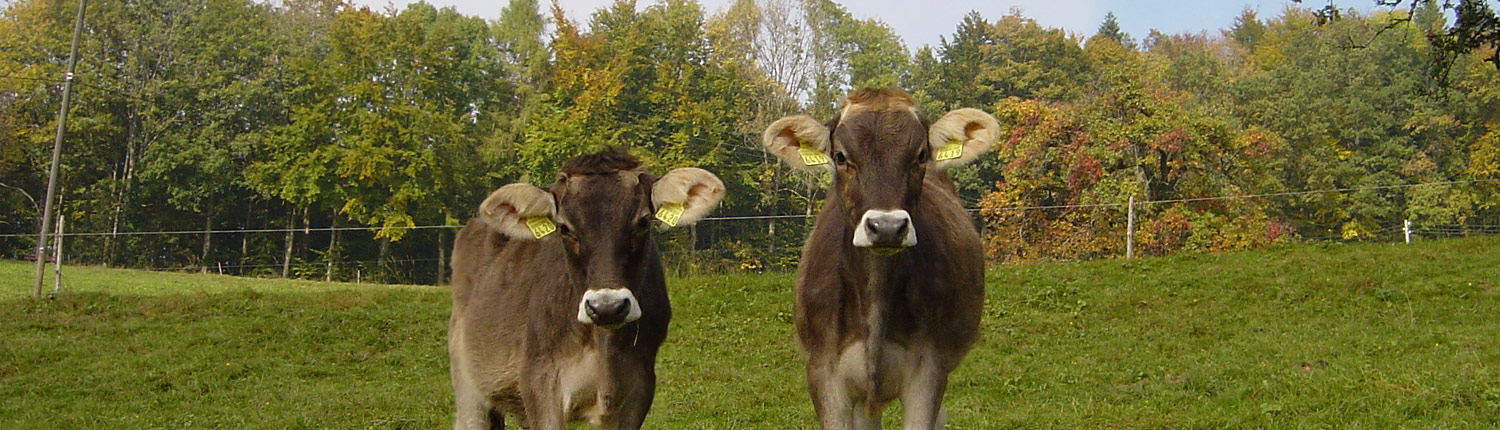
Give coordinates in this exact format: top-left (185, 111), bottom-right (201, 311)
top-left (3, 237), bottom-right (1498, 428)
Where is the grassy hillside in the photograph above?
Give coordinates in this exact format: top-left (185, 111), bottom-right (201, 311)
top-left (2, 237), bottom-right (1498, 428)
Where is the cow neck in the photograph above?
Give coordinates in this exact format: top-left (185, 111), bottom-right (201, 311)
top-left (825, 186), bottom-right (917, 406)
top-left (862, 253), bottom-right (896, 408)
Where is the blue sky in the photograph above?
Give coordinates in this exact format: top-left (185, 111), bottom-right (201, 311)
top-left (346, 0), bottom-right (1383, 48)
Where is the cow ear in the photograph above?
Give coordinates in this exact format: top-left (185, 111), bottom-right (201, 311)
top-left (928, 108), bottom-right (999, 169)
top-left (762, 115), bottom-right (832, 171)
top-left (650, 167), bottom-right (724, 228)
top-left (478, 183), bottom-right (557, 240)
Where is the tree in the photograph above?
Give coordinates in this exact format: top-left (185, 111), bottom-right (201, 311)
top-left (480, 0), bottom-right (547, 174)
top-left (1295, 0), bottom-right (1500, 75)
top-left (5, 0), bottom-right (1499, 277)
top-left (1096, 11), bottom-right (1135, 49)
top-left (798, 0), bottom-right (908, 116)
top-left (133, 0), bottom-right (285, 270)
top-left (244, 3), bottom-right (507, 279)
top-left (1229, 7), bottom-right (1267, 47)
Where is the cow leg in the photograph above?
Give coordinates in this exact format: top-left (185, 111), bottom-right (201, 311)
top-left (521, 374), bottom-right (567, 430)
top-left (451, 348), bottom-right (495, 430)
top-left (897, 361), bottom-right (948, 430)
top-left (521, 397), bottom-right (564, 430)
top-left (851, 404), bottom-right (881, 430)
top-left (807, 363), bottom-right (857, 430)
top-left (452, 384), bottom-right (494, 430)
top-left (602, 369), bottom-right (655, 430)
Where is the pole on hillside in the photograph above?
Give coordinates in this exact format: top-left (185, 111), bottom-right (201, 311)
top-left (51, 215), bottom-right (64, 297)
top-left (1404, 219), bottom-right (1411, 243)
top-left (1125, 196), bottom-right (1135, 260)
top-left (33, 0), bottom-right (87, 300)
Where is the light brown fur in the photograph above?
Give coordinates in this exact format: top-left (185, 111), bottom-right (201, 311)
top-left (449, 150), bottom-right (722, 430)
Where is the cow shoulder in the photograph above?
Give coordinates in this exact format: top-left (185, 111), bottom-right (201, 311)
top-left (794, 207), bottom-right (856, 352)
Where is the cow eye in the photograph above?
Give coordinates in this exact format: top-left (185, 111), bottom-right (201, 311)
top-left (917, 146), bottom-right (930, 162)
top-left (635, 215), bottom-right (651, 232)
top-left (557, 223), bottom-right (573, 237)
top-left (833, 151), bottom-right (847, 166)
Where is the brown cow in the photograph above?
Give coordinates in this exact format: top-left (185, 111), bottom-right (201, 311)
top-left (761, 88), bottom-right (998, 429)
top-left (448, 150), bottom-right (724, 430)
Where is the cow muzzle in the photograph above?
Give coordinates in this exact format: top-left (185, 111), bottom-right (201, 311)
top-left (852, 209), bottom-right (917, 255)
top-left (576, 288), bottom-right (642, 329)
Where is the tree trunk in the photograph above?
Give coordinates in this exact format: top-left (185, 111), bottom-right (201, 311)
top-left (300, 206), bottom-right (310, 265)
top-left (241, 200), bottom-right (252, 275)
top-left (105, 167), bottom-right (118, 266)
top-left (281, 208), bottom-right (294, 278)
top-left (108, 118), bottom-right (140, 267)
top-left (768, 167), bottom-right (777, 255)
top-left (325, 212), bottom-right (337, 282)
top-left (805, 181), bottom-right (815, 217)
top-left (200, 209), bottom-right (213, 274)
top-left (378, 238), bottom-right (391, 283)
top-left (767, 218), bottom-right (776, 254)
top-left (436, 229), bottom-right (446, 286)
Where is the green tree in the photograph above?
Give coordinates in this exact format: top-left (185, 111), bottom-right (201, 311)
top-left (132, 0), bottom-right (286, 269)
top-left (1229, 7), bottom-right (1267, 47)
top-left (1096, 11), bottom-right (1135, 49)
top-left (246, 4), bottom-right (506, 279)
top-left (480, 0), bottom-right (547, 173)
top-left (1297, 0), bottom-right (1500, 72)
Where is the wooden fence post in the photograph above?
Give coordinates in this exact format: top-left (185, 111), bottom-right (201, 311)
top-left (1126, 196), bottom-right (1135, 260)
top-left (51, 215), bottom-right (64, 297)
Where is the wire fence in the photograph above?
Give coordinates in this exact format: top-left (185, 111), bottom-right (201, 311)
top-left (5, 179), bottom-right (1499, 285)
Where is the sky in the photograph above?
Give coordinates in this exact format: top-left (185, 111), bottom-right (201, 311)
top-left (345, 0), bottom-right (1380, 49)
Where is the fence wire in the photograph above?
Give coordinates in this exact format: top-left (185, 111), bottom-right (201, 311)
top-left (4, 179), bottom-right (1499, 284)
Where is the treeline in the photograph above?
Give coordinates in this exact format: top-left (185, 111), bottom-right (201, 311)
top-left (1, 0), bottom-right (1497, 282)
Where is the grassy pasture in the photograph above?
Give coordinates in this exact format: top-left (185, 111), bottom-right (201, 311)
top-left (2, 237), bottom-right (1498, 428)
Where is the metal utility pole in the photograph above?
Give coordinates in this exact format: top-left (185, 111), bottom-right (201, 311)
top-left (32, 0), bottom-right (87, 299)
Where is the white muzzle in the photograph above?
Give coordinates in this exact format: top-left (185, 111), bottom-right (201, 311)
top-left (852, 209), bottom-right (917, 252)
top-left (576, 288), bottom-right (643, 328)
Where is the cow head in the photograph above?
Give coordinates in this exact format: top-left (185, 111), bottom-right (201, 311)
top-left (477, 150), bottom-right (724, 329)
top-left (762, 87), bottom-right (998, 256)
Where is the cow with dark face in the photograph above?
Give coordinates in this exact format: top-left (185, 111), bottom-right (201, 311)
top-left (448, 150), bottom-right (724, 430)
top-left (762, 88), bottom-right (998, 429)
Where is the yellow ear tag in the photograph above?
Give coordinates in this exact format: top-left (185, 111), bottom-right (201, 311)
top-left (525, 216), bottom-right (556, 239)
top-left (934, 140), bottom-right (964, 161)
top-left (654, 203), bottom-right (685, 227)
top-left (798, 147), bottom-right (829, 166)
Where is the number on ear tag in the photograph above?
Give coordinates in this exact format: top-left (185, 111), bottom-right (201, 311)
top-left (934, 140), bottom-right (964, 161)
top-left (655, 203), bottom-right (685, 227)
top-left (798, 147), bottom-right (829, 166)
top-left (525, 216), bottom-right (556, 239)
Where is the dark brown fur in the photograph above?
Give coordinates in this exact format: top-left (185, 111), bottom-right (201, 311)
top-left (559, 149), bottom-right (643, 175)
top-left (449, 150), bottom-right (668, 430)
top-left (795, 88), bottom-right (984, 429)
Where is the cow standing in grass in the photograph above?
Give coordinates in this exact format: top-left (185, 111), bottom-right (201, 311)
top-left (762, 88), bottom-right (998, 429)
top-left (448, 150), bottom-right (724, 430)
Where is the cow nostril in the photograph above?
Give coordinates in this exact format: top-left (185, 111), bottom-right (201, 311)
top-left (586, 301), bottom-right (601, 318)
top-left (866, 216), bottom-right (908, 237)
top-left (609, 298), bottom-right (631, 316)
